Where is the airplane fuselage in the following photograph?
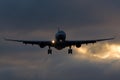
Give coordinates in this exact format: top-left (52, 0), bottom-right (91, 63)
top-left (54, 30), bottom-right (66, 50)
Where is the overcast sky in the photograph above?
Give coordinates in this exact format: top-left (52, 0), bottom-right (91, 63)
top-left (0, 0), bottom-right (120, 80)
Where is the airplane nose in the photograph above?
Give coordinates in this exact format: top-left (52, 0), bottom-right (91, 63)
top-left (57, 34), bottom-right (65, 41)
top-left (58, 34), bottom-right (64, 38)
top-left (55, 31), bottom-right (66, 41)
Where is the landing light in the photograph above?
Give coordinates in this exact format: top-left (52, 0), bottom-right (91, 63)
top-left (52, 40), bottom-right (55, 44)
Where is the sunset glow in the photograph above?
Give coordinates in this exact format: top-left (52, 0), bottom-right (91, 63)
top-left (74, 43), bottom-right (120, 60)
top-left (0, 0), bottom-right (120, 79)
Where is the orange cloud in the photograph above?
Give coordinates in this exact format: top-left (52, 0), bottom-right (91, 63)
top-left (73, 42), bottom-right (120, 61)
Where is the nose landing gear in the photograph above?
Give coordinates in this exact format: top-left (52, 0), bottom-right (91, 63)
top-left (48, 46), bottom-right (52, 54)
top-left (48, 46), bottom-right (73, 54)
top-left (68, 46), bottom-right (72, 54)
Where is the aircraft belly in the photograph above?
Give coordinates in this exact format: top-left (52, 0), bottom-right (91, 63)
top-left (54, 43), bottom-right (65, 50)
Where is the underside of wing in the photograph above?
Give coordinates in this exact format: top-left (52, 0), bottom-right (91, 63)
top-left (66, 37), bottom-right (114, 47)
top-left (4, 38), bottom-right (52, 48)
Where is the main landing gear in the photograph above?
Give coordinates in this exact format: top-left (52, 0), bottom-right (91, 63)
top-left (68, 46), bottom-right (72, 54)
top-left (48, 46), bottom-right (52, 54)
top-left (48, 46), bottom-right (73, 54)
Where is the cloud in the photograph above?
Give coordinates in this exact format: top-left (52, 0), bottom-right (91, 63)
top-left (0, 0), bottom-right (120, 80)
top-left (0, 0), bottom-right (119, 31)
top-left (1, 42), bottom-right (120, 80)
top-left (0, 0), bottom-right (119, 40)
top-left (0, 51), bottom-right (120, 80)
top-left (74, 42), bottom-right (120, 61)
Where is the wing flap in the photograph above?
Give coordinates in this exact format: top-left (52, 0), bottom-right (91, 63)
top-left (4, 38), bottom-right (52, 47)
top-left (66, 37), bottom-right (114, 47)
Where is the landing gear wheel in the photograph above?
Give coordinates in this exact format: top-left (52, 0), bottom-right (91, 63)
top-left (48, 49), bottom-right (52, 54)
top-left (68, 49), bottom-right (72, 54)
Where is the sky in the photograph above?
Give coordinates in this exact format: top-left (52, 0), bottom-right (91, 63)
top-left (0, 0), bottom-right (120, 80)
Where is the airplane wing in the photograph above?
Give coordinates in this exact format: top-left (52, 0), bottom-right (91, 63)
top-left (4, 38), bottom-right (52, 48)
top-left (5, 37), bottom-right (114, 48)
top-left (66, 37), bottom-right (114, 47)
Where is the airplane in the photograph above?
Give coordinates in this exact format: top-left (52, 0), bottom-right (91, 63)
top-left (5, 28), bottom-right (114, 54)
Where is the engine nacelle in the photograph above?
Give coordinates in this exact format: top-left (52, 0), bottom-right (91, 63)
top-left (39, 43), bottom-right (46, 48)
top-left (76, 44), bottom-right (81, 48)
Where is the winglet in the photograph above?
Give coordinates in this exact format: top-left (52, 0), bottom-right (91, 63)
top-left (3, 38), bottom-right (12, 41)
top-left (109, 36), bottom-right (116, 40)
top-left (3, 37), bottom-right (16, 41)
top-left (3, 37), bottom-right (7, 41)
top-left (107, 37), bottom-right (115, 40)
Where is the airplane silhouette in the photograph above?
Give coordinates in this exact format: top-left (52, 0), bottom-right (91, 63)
top-left (5, 29), bottom-right (114, 54)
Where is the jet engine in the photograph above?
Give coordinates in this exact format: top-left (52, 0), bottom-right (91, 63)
top-left (39, 42), bottom-right (46, 48)
top-left (76, 44), bottom-right (81, 48)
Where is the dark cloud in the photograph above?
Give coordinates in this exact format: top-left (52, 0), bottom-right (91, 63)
top-left (0, 0), bottom-right (119, 31)
top-left (0, 54), bottom-right (120, 80)
top-left (0, 0), bottom-right (120, 80)
top-left (0, 0), bottom-right (119, 39)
